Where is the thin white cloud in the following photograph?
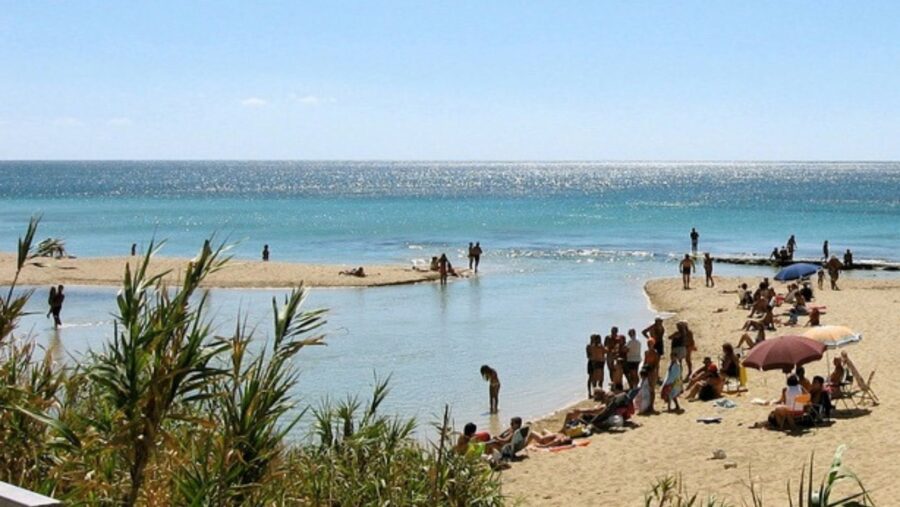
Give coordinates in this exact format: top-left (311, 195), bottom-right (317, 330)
top-left (241, 97), bottom-right (268, 108)
top-left (107, 117), bottom-right (133, 127)
top-left (52, 116), bottom-right (84, 127)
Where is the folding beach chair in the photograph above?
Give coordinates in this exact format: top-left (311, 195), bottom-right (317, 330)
top-left (724, 364), bottom-right (748, 395)
top-left (842, 352), bottom-right (879, 406)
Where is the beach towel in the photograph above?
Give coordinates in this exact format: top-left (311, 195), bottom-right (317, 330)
top-left (661, 362), bottom-right (683, 402)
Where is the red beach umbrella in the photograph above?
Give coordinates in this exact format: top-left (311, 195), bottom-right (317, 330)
top-left (742, 335), bottom-right (826, 371)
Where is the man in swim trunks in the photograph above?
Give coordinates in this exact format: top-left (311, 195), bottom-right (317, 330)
top-left (679, 254), bottom-right (695, 290)
top-left (586, 334), bottom-right (606, 397)
top-left (703, 252), bottom-right (714, 287)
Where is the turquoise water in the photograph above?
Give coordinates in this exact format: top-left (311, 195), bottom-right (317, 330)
top-left (2, 161), bottom-right (899, 434)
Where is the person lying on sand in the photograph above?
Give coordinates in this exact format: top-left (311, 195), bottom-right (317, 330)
top-left (528, 429), bottom-right (573, 448)
top-left (339, 266), bottom-right (366, 277)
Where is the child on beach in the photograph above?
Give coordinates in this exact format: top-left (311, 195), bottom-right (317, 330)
top-left (480, 365), bottom-right (500, 414)
top-left (661, 353), bottom-right (683, 412)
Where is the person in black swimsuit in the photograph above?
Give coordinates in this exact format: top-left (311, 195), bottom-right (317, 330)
top-left (679, 254), bottom-right (695, 290)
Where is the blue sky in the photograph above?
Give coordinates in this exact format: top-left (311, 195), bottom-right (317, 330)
top-left (1, 1), bottom-right (898, 160)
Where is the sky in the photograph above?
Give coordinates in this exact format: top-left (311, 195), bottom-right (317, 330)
top-left (1, 1), bottom-right (899, 160)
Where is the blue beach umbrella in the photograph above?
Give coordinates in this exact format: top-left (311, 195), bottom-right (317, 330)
top-left (774, 263), bottom-right (821, 281)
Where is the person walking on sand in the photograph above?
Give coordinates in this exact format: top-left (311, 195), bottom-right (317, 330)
top-left (826, 256), bottom-right (843, 290)
top-left (467, 242), bottom-right (475, 270)
top-left (679, 254), bottom-right (695, 290)
top-left (480, 365), bottom-right (500, 414)
top-left (48, 284), bottom-right (65, 328)
top-left (823, 240), bottom-right (829, 260)
top-left (472, 242), bottom-right (483, 273)
top-left (703, 252), bottom-right (715, 287)
top-left (586, 334), bottom-right (606, 397)
top-left (262, 244), bottom-right (270, 262)
top-left (690, 227), bottom-right (699, 253)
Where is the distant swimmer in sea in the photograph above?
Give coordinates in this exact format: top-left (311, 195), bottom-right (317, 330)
top-left (467, 242), bottom-right (475, 270)
top-left (690, 227), bottom-right (699, 253)
top-left (131, 243), bottom-right (137, 256)
top-left (472, 242), bottom-right (483, 273)
top-left (480, 365), bottom-right (500, 414)
top-left (703, 252), bottom-right (714, 287)
top-left (47, 284), bottom-right (65, 328)
top-left (262, 244), bottom-right (270, 262)
top-left (586, 334), bottom-right (606, 397)
top-left (679, 254), bottom-right (696, 290)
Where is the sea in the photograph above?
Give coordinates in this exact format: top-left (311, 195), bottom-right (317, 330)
top-left (1, 161), bottom-right (899, 436)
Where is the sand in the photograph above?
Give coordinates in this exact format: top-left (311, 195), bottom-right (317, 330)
top-left (502, 275), bottom-right (900, 505)
top-left (0, 252), bottom-right (461, 289)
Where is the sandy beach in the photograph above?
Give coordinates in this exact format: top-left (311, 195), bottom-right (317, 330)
top-left (0, 252), bottom-right (458, 289)
top-left (503, 275), bottom-right (900, 505)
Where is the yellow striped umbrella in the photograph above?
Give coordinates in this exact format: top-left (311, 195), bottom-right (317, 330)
top-left (802, 325), bottom-right (862, 349)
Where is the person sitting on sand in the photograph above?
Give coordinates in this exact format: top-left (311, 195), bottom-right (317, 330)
top-left (828, 357), bottom-right (845, 392)
top-left (800, 282), bottom-right (813, 301)
top-left (586, 334), bottom-right (606, 397)
top-left (686, 356), bottom-right (713, 386)
top-left (455, 422), bottom-right (489, 456)
top-left (785, 297), bottom-right (809, 326)
top-left (429, 256), bottom-right (440, 271)
top-left (661, 352), bottom-right (684, 412)
top-left (747, 293), bottom-right (769, 318)
top-left (679, 254), bottom-right (696, 290)
top-left (738, 283), bottom-right (754, 308)
top-left (768, 374), bottom-right (807, 430)
top-left (795, 365), bottom-right (812, 391)
top-left (480, 365), bottom-right (500, 413)
top-left (804, 307), bottom-right (821, 327)
top-left (339, 266), bottom-right (366, 277)
top-left (809, 375), bottom-right (834, 419)
top-left (742, 307), bottom-right (775, 332)
top-left (720, 343), bottom-right (740, 378)
top-left (686, 364), bottom-right (724, 402)
top-left (736, 333), bottom-right (755, 350)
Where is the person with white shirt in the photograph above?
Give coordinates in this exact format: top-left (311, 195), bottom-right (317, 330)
top-left (624, 329), bottom-right (643, 389)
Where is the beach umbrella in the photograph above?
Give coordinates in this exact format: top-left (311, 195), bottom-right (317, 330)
top-left (742, 335), bottom-right (826, 371)
top-left (802, 325), bottom-right (862, 349)
top-left (774, 263), bottom-right (821, 281)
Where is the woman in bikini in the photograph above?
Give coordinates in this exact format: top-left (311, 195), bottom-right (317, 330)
top-left (480, 365), bottom-right (500, 414)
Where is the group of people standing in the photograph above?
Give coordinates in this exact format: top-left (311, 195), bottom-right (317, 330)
top-left (585, 318), bottom-right (699, 414)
